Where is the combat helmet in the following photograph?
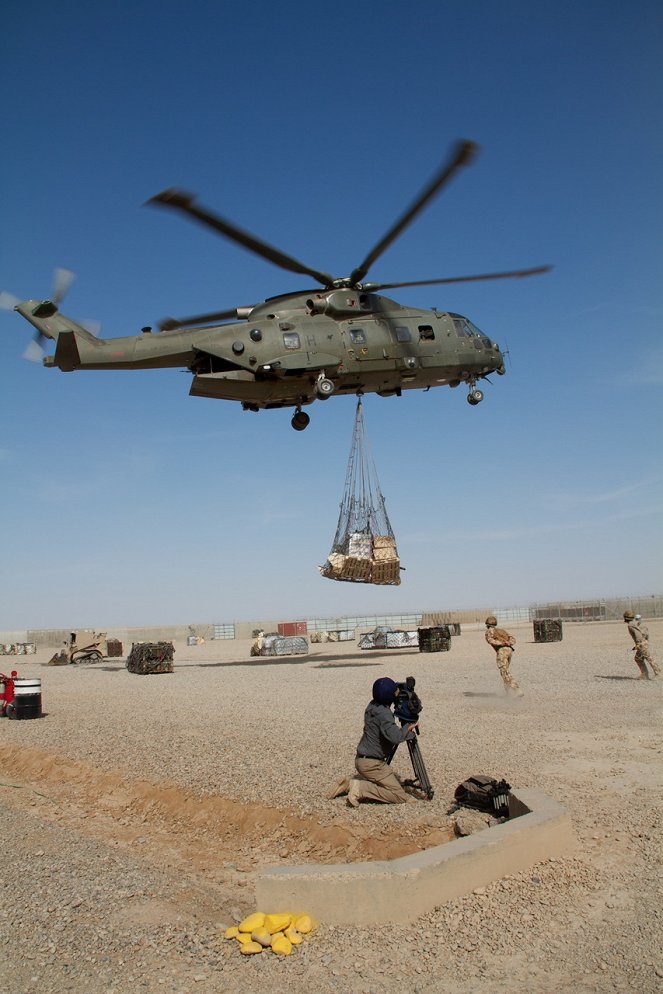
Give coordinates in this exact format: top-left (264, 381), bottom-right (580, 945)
top-left (485, 615), bottom-right (497, 626)
top-left (623, 610), bottom-right (635, 621)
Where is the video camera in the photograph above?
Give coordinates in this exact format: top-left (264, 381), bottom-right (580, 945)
top-left (393, 676), bottom-right (423, 725)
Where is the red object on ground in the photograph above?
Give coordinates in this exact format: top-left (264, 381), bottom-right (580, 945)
top-left (0, 670), bottom-right (18, 716)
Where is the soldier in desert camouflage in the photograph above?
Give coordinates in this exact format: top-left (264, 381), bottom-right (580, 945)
top-left (485, 616), bottom-right (524, 697)
top-left (623, 611), bottom-right (660, 680)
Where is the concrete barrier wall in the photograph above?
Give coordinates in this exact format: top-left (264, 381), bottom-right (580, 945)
top-left (3, 620), bottom-right (282, 648)
top-left (255, 789), bottom-right (574, 925)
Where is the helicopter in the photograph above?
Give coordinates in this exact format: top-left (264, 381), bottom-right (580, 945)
top-left (10, 140), bottom-right (550, 431)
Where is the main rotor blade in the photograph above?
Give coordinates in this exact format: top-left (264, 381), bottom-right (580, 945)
top-left (364, 265), bottom-right (553, 292)
top-left (350, 139), bottom-right (479, 286)
top-left (158, 307), bottom-right (239, 332)
top-left (147, 189), bottom-right (335, 288)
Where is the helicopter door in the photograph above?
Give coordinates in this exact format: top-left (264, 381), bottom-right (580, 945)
top-left (382, 323), bottom-right (417, 360)
top-left (342, 322), bottom-right (393, 364)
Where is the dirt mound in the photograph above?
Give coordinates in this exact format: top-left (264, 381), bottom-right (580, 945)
top-left (0, 744), bottom-right (454, 872)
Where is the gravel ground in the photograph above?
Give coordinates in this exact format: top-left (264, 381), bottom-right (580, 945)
top-left (0, 620), bottom-right (661, 994)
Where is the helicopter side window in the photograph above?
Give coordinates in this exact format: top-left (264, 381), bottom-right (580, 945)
top-left (452, 318), bottom-right (472, 337)
top-left (349, 328), bottom-right (367, 344)
top-left (418, 325), bottom-right (435, 341)
top-left (283, 332), bottom-right (301, 350)
top-left (395, 326), bottom-right (411, 343)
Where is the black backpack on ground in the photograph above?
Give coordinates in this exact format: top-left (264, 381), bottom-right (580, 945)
top-left (454, 775), bottom-right (512, 817)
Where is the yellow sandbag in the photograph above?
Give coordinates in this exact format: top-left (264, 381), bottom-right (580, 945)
top-left (294, 914), bottom-right (313, 934)
top-left (224, 926), bottom-right (239, 939)
top-left (265, 913), bottom-right (292, 934)
top-left (271, 934), bottom-right (293, 956)
top-left (238, 912), bottom-right (266, 933)
top-left (239, 941), bottom-right (263, 955)
top-left (251, 927), bottom-right (272, 947)
top-left (284, 926), bottom-right (302, 945)
top-left (236, 932), bottom-right (254, 945)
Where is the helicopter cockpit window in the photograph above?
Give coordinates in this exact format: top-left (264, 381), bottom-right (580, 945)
top-left (395, 326), bottom-right (411, 343)
top-left (418, 325), bottom-right (435, 341)
top-left (458, 319), bottom-right (488, 349)
top-left (283, 331), bottom-right (301, 350)
top-left (452, 318), bottom-right (472, 337)
top-left (349, 328), bottom-right (367, 344)
top-left (465, 319), bottom-right (485, 337)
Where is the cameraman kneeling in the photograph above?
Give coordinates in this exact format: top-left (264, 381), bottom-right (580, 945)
top-left (346, 677), bottom-right (418, 807)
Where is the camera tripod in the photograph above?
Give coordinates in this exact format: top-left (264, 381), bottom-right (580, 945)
top-left (387, 729), bottom-right (434, 800)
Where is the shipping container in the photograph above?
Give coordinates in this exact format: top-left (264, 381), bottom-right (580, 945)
top-left (277, 621), bottom-right (308, 637)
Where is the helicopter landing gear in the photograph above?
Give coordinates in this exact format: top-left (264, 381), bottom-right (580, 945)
top-left (291, 409), bottom-right (310, 431)
top-left (316, 372), bottom-right (335, 399)
top-left (467, 380), bottom-right (484, 406)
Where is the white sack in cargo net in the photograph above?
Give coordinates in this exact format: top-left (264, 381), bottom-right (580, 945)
top-left (319, 398), bottom-right (402, 585)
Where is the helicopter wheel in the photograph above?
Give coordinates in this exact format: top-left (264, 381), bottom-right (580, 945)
top-left (316, 376), bottom-right (335, 399)
top-left (467, 388), bottom-right (484, 406)
top-left (291, 410), bottom-right (310, 431)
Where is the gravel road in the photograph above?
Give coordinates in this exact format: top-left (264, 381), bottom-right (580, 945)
top-left (0, 619), bottom-right (661, 994)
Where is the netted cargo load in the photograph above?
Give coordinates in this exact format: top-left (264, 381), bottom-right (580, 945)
top-left (254, 634), bottom-right (309, 657)
top-left (107, 639), bottom-right (123, 658)
top-left (310, 630), bottom-right (355, 643)
top-left (418, 626), bottom-right (452, 652)
top-left (320, 399), bottom-right (402, 586)
top-left (126, 642), bottom-right (174, 674)
top-left (359, 629), bottom-right (419, 649)
top-left (533, 619), bottom-right (563, 643)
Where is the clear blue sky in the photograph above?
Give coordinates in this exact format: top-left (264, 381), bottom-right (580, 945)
top-left (2, 0), bottom-right (662, 630)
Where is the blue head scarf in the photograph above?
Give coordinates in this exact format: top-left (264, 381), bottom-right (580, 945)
top-left (372, 677), bottom-right (397, 705)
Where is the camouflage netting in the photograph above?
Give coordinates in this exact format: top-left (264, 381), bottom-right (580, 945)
top-left (418, 626), bottom-right (452, 652)
top-left (126, 642), bottom-right (175, 674)
top-left (320, 399), bottom-right (401, 586)
top-left (533, 619), bottom-right (563, 643)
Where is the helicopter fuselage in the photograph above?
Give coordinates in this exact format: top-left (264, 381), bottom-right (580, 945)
top-left (11, 140), bottom-right (551, 430)
top-left (15, 288), bottom-right (505, 416)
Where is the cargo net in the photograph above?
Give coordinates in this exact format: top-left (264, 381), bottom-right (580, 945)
top-left (126, 642), bottom-right (175, 675)
top-left (320, 398), bottom-right (401, 586)
top-left (533, 619), bottom-right (563, 643)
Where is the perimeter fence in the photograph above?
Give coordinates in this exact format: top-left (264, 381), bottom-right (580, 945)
top-left (3, 595), bottom-right (661, 649)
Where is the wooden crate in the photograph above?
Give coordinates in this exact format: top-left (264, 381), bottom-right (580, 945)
top-left (373, 535), bottom-right (396, 549)
top-left (342, 556), bottom-right (372, 580)
top-left (370, 560), bottom-right (401, 585)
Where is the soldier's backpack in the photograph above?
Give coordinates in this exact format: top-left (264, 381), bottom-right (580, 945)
top-left (454, 775), bottom-right (512, 817)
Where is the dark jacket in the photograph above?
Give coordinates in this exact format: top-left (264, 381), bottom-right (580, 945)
top-left (356, 700), bottom-right (412, 761)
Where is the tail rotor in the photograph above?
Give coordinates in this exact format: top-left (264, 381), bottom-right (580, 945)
top-left (1, 268), bottom-right (78, 361)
